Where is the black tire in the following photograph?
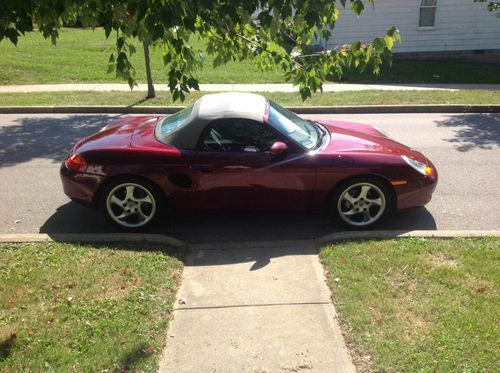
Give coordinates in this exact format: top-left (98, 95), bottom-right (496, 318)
top-left (329, 177), bottom-right (393, 229)
top-left (100, 177), bottom-right (165, 231)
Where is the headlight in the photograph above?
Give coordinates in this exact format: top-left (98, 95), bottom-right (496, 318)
top-left (65, 152), bottom-right (88, 172)
top-left (401, 155), bottom-right (433, 176)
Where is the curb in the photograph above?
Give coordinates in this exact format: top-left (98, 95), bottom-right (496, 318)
top-left (0, 231), bottom-right (498, 249)
top-left (0, 233), bottom-right (186, 248)
top-left (1, 104), bottom-right (499, 115)
top-left (315, 230), bottom-right (500, 246)
top-left (0, 106), bottom-right (184, 114)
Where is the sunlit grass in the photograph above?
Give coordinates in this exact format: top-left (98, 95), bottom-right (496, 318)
top-left (0, 242), bottom-right (184, 371)
top-left (320, 237), bottom-right (499, 372)
top-left (1, 89), bottom-right (499, 107)
top-left (0, 28), bottom-right (283, 85)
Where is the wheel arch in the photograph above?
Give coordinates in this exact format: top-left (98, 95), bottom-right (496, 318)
top-left (327, 174), bottom-right (398, 212)
top-left (93, 174), bottom-right (168, 208)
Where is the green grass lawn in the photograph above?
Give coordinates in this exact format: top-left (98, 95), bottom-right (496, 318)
top-left (0, 27), bottom-right (499, 85)
top-left (1, 90), bottom-right (499, 107)
top-left (0, 242), bottom-right (183, 371)
top-left (0, 28), bottom-right (283, 85)
top-left (320, 237), bottom-right (499, 373)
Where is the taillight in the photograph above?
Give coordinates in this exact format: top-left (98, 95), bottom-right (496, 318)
top-left (65, 153), bottom-right (87, 172)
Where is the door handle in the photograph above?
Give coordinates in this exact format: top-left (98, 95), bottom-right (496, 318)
top-left (193, 164), bottom-right (214, 173)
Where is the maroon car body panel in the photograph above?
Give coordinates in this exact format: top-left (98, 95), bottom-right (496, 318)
top-left (60, 113), bottom-right (437, 214)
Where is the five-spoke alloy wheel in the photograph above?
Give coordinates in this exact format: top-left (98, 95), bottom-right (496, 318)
top-left (102, 179), bottom-right (161, 230)
top-left (331, 178), bottom-right (391, 229)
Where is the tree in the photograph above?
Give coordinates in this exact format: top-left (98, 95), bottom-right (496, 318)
top-left (142, 41), bottom-right (155, 98)
top-left (0, 0), bottom-right (400, 101)
top-left (474, 0), bottom-right (500, 14)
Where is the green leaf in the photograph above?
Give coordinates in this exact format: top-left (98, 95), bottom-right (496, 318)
top-left (365, 45), bottom-right (373, 63)
top-left (107, 53), bottom-right (115, 74)
top-left (351, 41), bottom-right (361, 51)
top-left (172, 89), bottom-right (180, 102)
top-left (104, 25), bottom-right (112, 39)
top-left (116, 52), bottom-right (128, 71)
top-left (350, 0), bottom-right (365, 15)
top-left (372, 38), bottom-right (386, 52)
top-left (5, 29), bottom-right (19, 45)
top-left (384, 35), bottom-right (394, 49)
top-left (127, 76), bottom-right (135, 89)
top-left (281, 5), bottom-right (292, 18)
top-left (117, 37), bottom-right (125, 50)
top-left (163, 52), bottom-right (172, 65)
top-left (187, 77), bottom-right (200, 90)
top-left (299, 86), bottom-right (312, 101)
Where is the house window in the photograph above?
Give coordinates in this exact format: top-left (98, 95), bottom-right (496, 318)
top-left (419, 0), bottom-right (437, 27)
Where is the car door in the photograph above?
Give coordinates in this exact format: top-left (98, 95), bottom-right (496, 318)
top-left (189, 118), bottom-right (317, 210)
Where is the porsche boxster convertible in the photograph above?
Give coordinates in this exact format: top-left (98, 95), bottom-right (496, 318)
top-left (60, 92), bottom-right (437, 230)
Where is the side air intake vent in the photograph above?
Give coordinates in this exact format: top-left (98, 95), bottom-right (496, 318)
top-left (169, 173), bottom-right (194, 188)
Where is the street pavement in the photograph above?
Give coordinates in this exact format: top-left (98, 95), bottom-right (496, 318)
top-left (0, 113), bottom-right (499, 242)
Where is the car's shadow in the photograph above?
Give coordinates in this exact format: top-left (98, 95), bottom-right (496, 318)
top-left (40, 202), bottom-right (437, 244)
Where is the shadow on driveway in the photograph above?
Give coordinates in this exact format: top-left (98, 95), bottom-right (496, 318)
top-left (39, 202), bottom-right (436, 270)
top-left (0, 115), bottom-right (119, 168)
top-left (436, 113), bottom-right (500, 152)
top-left (40, 202), bottom-right (437, 245)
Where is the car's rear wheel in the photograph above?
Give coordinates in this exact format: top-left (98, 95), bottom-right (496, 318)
top-left (101, 178), bottom-right (163, 230)
top-left (330, 177), bottom-right (392, 229)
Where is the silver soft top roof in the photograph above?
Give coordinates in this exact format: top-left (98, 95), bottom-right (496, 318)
top-left (193, 92), bottom-right (267, 122)
top-left (159, 92), bottom-right (268, 149)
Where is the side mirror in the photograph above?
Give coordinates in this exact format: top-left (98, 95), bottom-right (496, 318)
top-left (270, 141), bottom-right (288, 156)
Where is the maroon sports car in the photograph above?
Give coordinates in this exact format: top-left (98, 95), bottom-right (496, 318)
top-left (61, 92), bottom-right (437, 230)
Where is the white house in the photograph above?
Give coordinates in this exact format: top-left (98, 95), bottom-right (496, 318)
top-left (324, 0), bottom-right (500, 61)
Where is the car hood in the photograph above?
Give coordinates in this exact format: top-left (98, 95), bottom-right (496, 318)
top-left (73, 116), bottom-right (161, 153)
top-left (316, 119), bottom-right (425, 161)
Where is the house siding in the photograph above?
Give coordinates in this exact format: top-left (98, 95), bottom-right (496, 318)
top-left (325, 0), bottom-right (500, 54)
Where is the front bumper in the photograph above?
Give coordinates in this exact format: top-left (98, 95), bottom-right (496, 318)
top-left (60, 163), bottom-right (103, 207)
top-left (395, 173), bottom-right (438, 210)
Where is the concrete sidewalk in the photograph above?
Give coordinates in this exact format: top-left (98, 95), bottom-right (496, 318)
top-left (159, 244), bottom-right (355, 373)
top-left (1, 82), bottom-right (499, 93)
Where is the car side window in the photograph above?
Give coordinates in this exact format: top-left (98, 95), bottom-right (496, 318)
top-left (198, 118), bottom-right (279, 153)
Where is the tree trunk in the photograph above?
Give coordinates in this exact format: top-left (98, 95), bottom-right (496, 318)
top-left (143, 41), bottom-right (155, 98)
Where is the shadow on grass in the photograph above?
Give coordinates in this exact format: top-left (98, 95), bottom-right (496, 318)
top-left (117, 344), bottom-right (153, 371)
top-left (436, 113), bottom-right (500, 152)
top-left (0, 334), bottom-right (16, 361)
top-left (127, 95), bottom-right (155, 108)
top-left (340, 60), bottom-right (500, 84)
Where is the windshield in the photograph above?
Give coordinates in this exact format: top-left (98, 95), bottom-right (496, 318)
top-left (157, 105), bottom-right (193, 136)
top-left (268, 101), bottom-right (319, 150)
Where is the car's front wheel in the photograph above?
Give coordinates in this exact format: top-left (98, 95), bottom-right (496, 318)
top-left (330, 177), bottom-right (392, 229)
top-left (101, 178), bottom-right (163, 230)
